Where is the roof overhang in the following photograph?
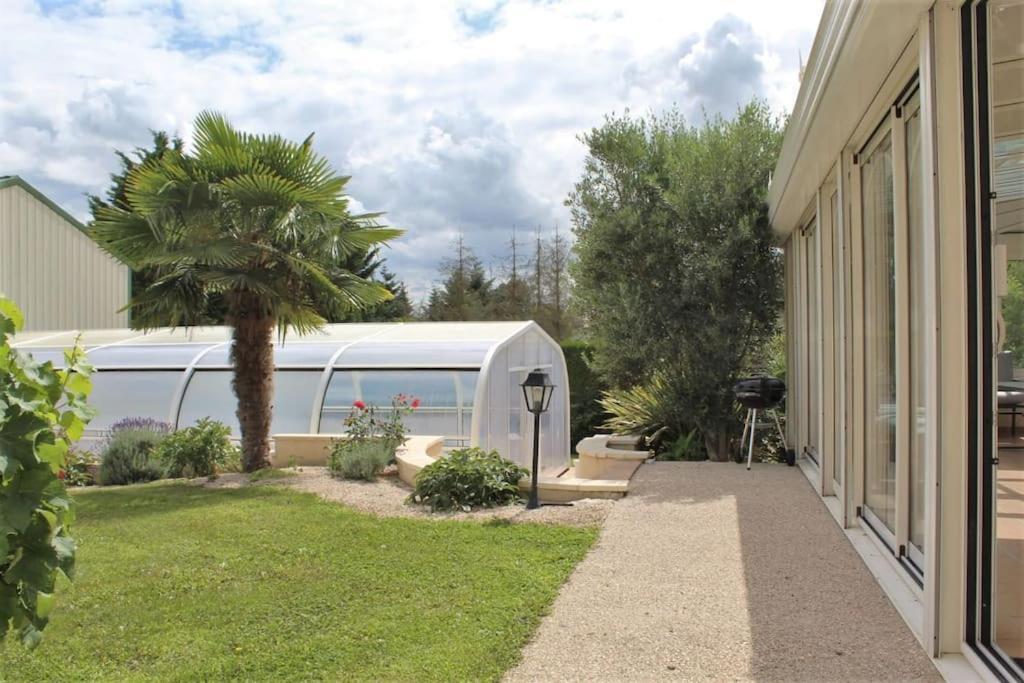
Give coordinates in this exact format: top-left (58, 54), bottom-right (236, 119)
top-left (768, 0), bottom-right (933, 240)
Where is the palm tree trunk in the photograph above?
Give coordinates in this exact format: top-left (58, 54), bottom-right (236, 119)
top-left (229, 295), bottom-right (275, 472)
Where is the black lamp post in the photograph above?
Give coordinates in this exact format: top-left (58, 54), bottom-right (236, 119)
top-left (521, 368), bottom-right (555, 510)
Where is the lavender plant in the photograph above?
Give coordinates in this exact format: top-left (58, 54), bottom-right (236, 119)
top-left (97, 417), bottom-right (171, 486)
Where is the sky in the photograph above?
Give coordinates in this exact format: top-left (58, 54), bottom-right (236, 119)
top-left (0, 0), bottom-right (824, 301)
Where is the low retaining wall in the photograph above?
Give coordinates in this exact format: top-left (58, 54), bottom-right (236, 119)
top-left (575, 435), bottom-right (651, 479)
top-left (270, 434), bottom-right (446, 469)
top-left (271, 434), bottom-right (339, 467)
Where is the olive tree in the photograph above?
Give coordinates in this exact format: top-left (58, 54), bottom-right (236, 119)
top-left (569, 101), bottom-right (784, 460)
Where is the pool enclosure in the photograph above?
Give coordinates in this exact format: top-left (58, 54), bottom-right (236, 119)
top-left (11, 321), bottom-right (571, 473)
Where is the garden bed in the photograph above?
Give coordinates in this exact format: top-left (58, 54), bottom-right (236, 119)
top-left (197, 466), bottom-right (615, 528)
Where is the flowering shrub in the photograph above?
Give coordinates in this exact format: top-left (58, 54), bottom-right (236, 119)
top-left (344, 394), bottom-right (417, 451)
top-left (108, 416), bottom-right (173, 435)
top-left (329, 395), bottom-right (418, 480)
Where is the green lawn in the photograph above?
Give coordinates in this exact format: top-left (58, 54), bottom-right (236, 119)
top-left (1, 482), bottom-right (596, 681)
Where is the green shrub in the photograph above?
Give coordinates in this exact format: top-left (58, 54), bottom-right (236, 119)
top-left (1, 297), bottom-right (95, 648)
top-left (411, 447), bottom-right (528, 512)
top-left (98, 420), bottom-right (169, 486)
top-left (659, 429), bottom-right (706, 461)
top-left (328, 439), bottom-right (393, 481)
top-left (155, 419), bottom-right (239, 478)
top-left (561, 340), bottom-right (609, 451)
top-left (599, 371), bottom-right (689, 452)
top-left (62, 448), bottom-right (97, 487)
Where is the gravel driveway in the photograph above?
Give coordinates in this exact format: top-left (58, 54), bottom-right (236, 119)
top-left (505, 461), bottom-right (941, 681)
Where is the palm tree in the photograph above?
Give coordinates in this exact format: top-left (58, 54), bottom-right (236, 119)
top-left (92, 112), bottom-right (402, 471)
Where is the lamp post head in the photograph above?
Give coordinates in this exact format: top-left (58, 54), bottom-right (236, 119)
top-left (521, 369), bottom-right (555, 415)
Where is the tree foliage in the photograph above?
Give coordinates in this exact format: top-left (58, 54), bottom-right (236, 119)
top-left (570, 101), bottom-right (784, 460)
top-left (0, 298), bottom-right (94, 648)
top-left (332, 248), bottom-right (412, 322)
top-left (420, 230), bottom-right (576, 340)
top-left (423, 236), bottom-right (496, 321)
top-left (1002, 262), bottom-right (1024, 365)
top-left (561, 340), bottom-right (608, 451)
top-left (91, 111), bottom-right (402, 471)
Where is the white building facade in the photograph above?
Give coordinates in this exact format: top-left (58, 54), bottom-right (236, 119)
top-left (774, 1), bottom-right (1022, 679)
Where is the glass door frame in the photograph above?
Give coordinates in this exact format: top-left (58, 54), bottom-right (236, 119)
top-left (962, 0), bottom-right (1024, 677)
top-left (801, 211), bottom-right (821, 468)
top-left (852, 74), bottom-right (930, 584)
top-left (824, 170), bottom-right (846, 502)
top-left (856, 111), bottom-right (901, 553)
top-left (903, 88), bottom-right (927, 574)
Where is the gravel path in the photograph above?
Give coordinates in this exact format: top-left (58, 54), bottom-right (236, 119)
top-left (200, 467), bottom-right (614, 528)
top-left (506, 461), bottom-right (941, 682)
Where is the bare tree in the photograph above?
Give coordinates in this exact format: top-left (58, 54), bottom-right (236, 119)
top-left (533, 225), bottom-right (545, 316)
top-left (546, 222), bottom-right (571, 340)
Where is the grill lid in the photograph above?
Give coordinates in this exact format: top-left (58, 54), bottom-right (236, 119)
top-left (732, 376), bottom-right (786, 409)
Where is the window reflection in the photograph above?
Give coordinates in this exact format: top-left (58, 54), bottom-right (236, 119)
top-left (862, 127), bottom-right (897, 536)
top-left (320, 370), bottom-right (478, 446)
top-left (991, 0), bottom-right (1023, 666)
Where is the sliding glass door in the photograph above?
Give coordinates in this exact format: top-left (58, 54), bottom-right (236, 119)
top-left (805, 217), bottom-right (820, 465)
top-left (861, 124), bottom-right (898, 540)
top-left (856, 79), bottom-right (930, 577)
top-left (965, 0), bottom-right (1024, 675)
top-left (831, 188), bottom-right (845, 493)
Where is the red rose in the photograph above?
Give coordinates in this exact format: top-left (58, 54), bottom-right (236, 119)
top-left (411, 398), bottom-right (420, 409)
top-left (353, 400), bottom-right (366, 410)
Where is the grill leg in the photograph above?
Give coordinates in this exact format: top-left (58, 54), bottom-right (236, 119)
top-left (739, 409), bottom-right (752, 461)
top-left (771, 409), bottom-right (787, 451)
top-left (747, 408), bottom-right (757, 471)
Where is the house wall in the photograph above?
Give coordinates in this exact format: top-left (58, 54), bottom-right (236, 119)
top-left (776, 1), bottom-right (1021, 679)
top-left (0, 179), bottom-right (129, 330)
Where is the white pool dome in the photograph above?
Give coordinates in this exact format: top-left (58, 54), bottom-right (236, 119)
top-left (11, 321), bottom-right (571, 473)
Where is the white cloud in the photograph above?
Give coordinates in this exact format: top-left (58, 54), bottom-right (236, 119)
top-left (0, 0), bottom-right (823, 300)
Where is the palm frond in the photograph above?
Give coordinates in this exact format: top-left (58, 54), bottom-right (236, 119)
top-left (192, 111), bottom-right (242, 155)
top-left (142, 239), bottom-right (256, 269)
top-left (91, 206), bottom-right (161, 268)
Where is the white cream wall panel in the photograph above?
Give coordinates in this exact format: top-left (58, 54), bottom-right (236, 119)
top-left (769, 0), bottom-right (933, 235)
top-left (0, 181), bottom-right (129, 331)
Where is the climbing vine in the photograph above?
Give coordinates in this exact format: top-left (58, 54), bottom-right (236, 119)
top-left (0, 298), bottom-right (95, 648)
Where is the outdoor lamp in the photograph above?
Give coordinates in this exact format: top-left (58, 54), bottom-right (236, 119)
top-left (520, 369), bottom-right (555, 510)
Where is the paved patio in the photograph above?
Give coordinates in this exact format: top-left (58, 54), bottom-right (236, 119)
top-left (506, 461), bottom-right (941, 681)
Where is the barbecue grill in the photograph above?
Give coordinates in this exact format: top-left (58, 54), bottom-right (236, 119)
top-left (732, 375), bottom-right (794, 469)
top-left (733, 376), bottom-right (786, 410)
